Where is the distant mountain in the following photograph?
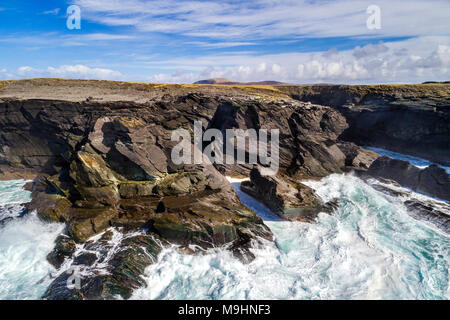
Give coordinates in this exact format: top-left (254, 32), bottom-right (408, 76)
top-left (194, 78), bottom-right (287, 85)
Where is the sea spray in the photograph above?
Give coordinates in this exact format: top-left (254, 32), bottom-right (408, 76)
top-left (132, 174), bottom-right (450, 300)
top-left (0, 180), bottom-right (63, 300)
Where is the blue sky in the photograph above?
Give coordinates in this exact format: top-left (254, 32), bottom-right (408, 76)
top-left (0, 0), bottom-right (449, 83)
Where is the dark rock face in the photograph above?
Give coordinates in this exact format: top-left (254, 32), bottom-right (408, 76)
top-left (404, 200), bottom-right (450, 234)
top-left (368, 180), bottom-right (450, 235)
top-left (278, 84), bottom-right (450, 166)
top-left (337, 142), bottom-right (380, 170)
top-left (43, 231), bottom-right (163, 300)
top-left (209, 99), bottom-right (348, 178)
top-left (46, 235), bottom-right (77, 269)
top-left (368, 157), bottom-right (450, 201)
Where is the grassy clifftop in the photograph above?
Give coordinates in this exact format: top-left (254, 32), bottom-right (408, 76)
top-left (276, 84), bottom-right (449, 111)
top-left (0, 78), bottom-right (448, 109)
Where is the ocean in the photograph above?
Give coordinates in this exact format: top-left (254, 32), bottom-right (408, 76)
top-left (0, 149), bottom-right (448, 300)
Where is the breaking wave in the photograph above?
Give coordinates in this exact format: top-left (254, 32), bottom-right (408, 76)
top-left (132, 174), bottom-right (450, 300)
top-left (0, 156), bottom-right (449, 300)
top-left (0, 180), bottom-right (63, 300)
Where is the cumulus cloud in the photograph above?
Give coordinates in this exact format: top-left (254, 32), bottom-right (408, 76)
top-left (353, 42), bottom-right (389, 59)
top-left (0, 65), bottom-right (123, 80)
top-left (139, 37), bottom-right (450, 84)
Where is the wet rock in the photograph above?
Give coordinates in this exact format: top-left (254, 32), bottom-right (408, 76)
top-left (43, 233), bottom-right (162, 300)
top-left (47, 236), bottom-right (77, 269)
top-left (404, 200), bottom-right (450, 234)
top-left (73, 253), bottom-right (98, 267)
top-left (241, 167), bottom-right (327, 222)
top-left (67, 206), bottom-right (117, 242)
top-left (338, 142), bottom-right (380, 169)
top-left (368, 156), bottom-right (450, 201)
top-left (26, 192), bottom-right (72, 222)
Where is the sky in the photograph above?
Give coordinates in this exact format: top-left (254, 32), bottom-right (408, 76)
top-left (0, 0), bottom-right (449, 84)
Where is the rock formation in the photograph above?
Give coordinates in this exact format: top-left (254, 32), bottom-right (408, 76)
top-left (277, 84), bottom-right (450, 167)
top-left (367, 156), bottom-right (450, 201)
top-left (0, 79), bottom-right (448, 299)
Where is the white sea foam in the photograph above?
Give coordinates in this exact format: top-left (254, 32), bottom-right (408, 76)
top-left (0, 180), bottom-right (64, 300)
top-left (132, 174), bottom-right (450, 300)
top-left (1, 150), bottom-right (449, 300)
top-left (0, 179), bottom-right (31, 206)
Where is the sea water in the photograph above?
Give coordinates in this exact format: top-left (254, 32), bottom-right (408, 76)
top-left (0, 164), bottom-right (449, 300)
top-left (131, 174), bottom-right (449, 300)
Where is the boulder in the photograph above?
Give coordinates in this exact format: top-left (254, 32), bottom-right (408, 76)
top-left (118, 182), bottom-right (155, 199)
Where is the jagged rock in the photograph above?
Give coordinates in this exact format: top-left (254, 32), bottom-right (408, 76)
top-left (67, 206), bottom-right (117, 242)
top-left (208, 99), bottom-right (348, 177)
top-left (278, 84), bottom-right (450, 167)
top-left (70, 149), bottom-right (120, 187)
top-left (73, 253), bottom-right (98, 267)
top-left (27, 192), bottom-right (72, 222)
top-left (404, 200), bottom-right (450, 234)
top-left (47, 235), bottom-right (77, 268)
top-left (76, 185), bottom-right (120, 206)
top-left (43, 233), bottom-right (163, 300)
top-left (337, 142), bottom-right (380, 169)
top-left (0, 84), bottom-right (370, 300)
top-left (416, 165), bottom-right (450, 201)
top-left (118, 182), bottom-right (155, 199)
top-left (241, 167), bottom-right (327, 222)
top-left (367, 156), bottom-right (450, 201)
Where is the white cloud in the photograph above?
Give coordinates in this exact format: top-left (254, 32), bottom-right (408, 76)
top-left (138, 36), bottom-right (450, 84)
top-left (0, 65), bottom-right (123, 80)
top-left (73, 0), bottom-right (450, 40)
top-left (353, 42), bottom-right (389, 59)
top-left (0, 33), bottom-right (135, 47)
top-left (1, 38), bottom-right (449, 84)
top-left (43, 8), bottom-right (60, 15)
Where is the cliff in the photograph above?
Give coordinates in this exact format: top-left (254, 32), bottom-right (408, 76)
top-left (277, 84), bottom-right (450, 166)
top-left (0, 79), bottom-right (448, 299)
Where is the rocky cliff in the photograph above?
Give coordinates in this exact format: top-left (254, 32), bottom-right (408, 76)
top-left (0, 79), bottom-right (448, 299)
top-left (0, 79), bottom-right (353, 299)
top-left (277, 84), bottom-right (450, 166)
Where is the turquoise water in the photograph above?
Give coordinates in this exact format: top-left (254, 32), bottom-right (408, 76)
top-left (0, 173), bottom-right (449, 300)
top-left (131, 174), bottom-right (450, 300)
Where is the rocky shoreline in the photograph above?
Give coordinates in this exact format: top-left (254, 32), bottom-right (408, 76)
top-left (0, 79), bottom-right (449, 299)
